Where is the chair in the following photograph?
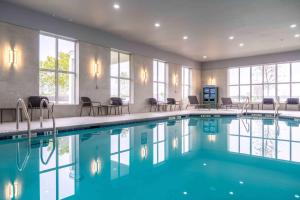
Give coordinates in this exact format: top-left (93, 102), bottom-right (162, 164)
top-left (220, 97), bottom-right (239, 109)
top-left (167, 98), bottom-right (181, 111)
top-left (80, 97), bottom-right (101, 116)
top-left (285, 98), bottom-right (300, 110)
top-left (186, 96), bottom-right (210, 110)
top-left (110, 97), bottom-right (130, 115)
top-left (262, 98), bottom-right (275, 110)
top-left (28, 96), bottom-right (54, 120)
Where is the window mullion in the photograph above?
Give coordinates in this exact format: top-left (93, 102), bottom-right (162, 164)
top-left (55, 37), bottom-right (59, 104)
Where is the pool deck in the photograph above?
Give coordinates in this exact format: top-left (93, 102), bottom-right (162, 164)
top-left (1, 109), bottom-right (300, 137)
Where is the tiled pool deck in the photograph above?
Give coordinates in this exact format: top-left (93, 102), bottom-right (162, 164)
top-left (1, 109), bottom-right (300, 137)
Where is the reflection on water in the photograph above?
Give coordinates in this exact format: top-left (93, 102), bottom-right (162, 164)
top-left (0, 117), bottom-right (300, 199)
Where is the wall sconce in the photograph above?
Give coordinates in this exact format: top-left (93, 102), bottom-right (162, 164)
top-left (208, 77), bottom-right (216, 85)
top-left (140, 145), bottom-right (148, 160)
top-left (94, 61), bottom-right (101, 89)
top-left (172, 137), bottom-right (178, 150)
top-left (173, 73), bottom-right (179, 93)
top-left (91, 158), bottom-right (102, 176)
top-left (141, 67), bottom-right (148, 84)
top-left (5, 181), bottom-right (20, 199)
top-left (208, 135), bottom-right (217, 142)
top-left (9, 48), bottom-right (18, 66)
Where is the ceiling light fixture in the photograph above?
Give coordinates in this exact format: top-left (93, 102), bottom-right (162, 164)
top-left (113, 3), bottom-right (120, 10)
top-left (203, 56), bottom-right (207, 59)
top-left (294, 34), bottom-right (300, 38)
top-left (154, 23), bottom-right (161, 28)
top-left (183, 35), bottom-right (189, 40)
top-left (239, 43), bottom-right (244, 47)
top-left (229, 36), bottom-right (235, 40)
top-left (290, 24), bottom-right (297, 28)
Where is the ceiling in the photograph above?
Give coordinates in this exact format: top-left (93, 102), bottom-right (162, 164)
top-left (4, 0), bottom-right (300, 61)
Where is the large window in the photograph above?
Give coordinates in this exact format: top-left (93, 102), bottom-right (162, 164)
top-left (227, 61), bottom-right (300, 102)
top-left (153, 123), bottom-right (166, 165)
top-left (110, 50), bottom-right (131, 102)
top-left (182, 67), bottom-right (192, 101)
top-left (153, 60), bottom-right (167, 102)
top-left (39, 34), bottom-right (77, 104)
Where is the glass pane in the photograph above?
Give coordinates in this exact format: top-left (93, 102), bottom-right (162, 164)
top-left (228, 68), bottom-right (239, 85)
top-left (40, 171), bottom-right (56, 200)
top-left (292, 62), bottom-right (300, 82)
top-left (277, 141), bottom-right (290, 161)
top-left (183, 85), bottom-right (190, 100)
top-left (120, 79), bottom-right (130, 101)
top-left (153, 60), bottom-right (157, 82)
top-left (58, 136), bottom-right (73, 166)
top-left (252, 66), bottom-right (263, 84)
top-left (110, 51), bottom-right (119, 77)
top-left (58, 73), bottom-right (75, 104)
top-left (240, 85), bottom-right (250, 101)
top-left (264, 84), bottom-right (275, 98)
top-left (158, 61), bottom-right (165, 82)
top-left (120, 129), bottom-right (130, 151)
top-left (39, 35), bottom-right (56, 70)
top-left (291, 142), bottom-right (300, 162)
top-left (111, 78), bottom-right (118, 97)
top-left (58, 39), bottom-right (75, 72)
top-left (240, 67), bottom-right (250, 84)
top-left (264, 65), bottom-right (276, 83)
top-left (240, 137), bottom-right (250, 154)
top-left (228, 135), bottom-right (239, 153)
top-left (59, 167), bottom-right (75, 199)
top-left (157, 83), bottom-right (165, 102)
top-left (252, 120), bottom-right (263, 137)
top-left (153, 82), bottom-right (158, 99)
top-left (292, 127), bottom-right (300, 141)
top-left (252, 138), bottom-right (263, 156)
top-left (292, 83), bottom-right (300, 98)
top-left (277, 84), bottom-right (290, 102)
top-left (120, 53), bottom-right (130, 78)
top-left (229, 86), bottom-right (239, 102)
top-left (277, 63), bottom-right (290, 83)
top-left (39, 71), bottom-right (55, 102)
top-left (251, 85), bottom-right (263, 102)
top-left (184, 68), bottom-right (190, 85)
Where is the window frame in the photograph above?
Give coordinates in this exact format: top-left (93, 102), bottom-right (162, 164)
top-left (39, 32), bottom-right (78, 105)
top-left (153, 59), bottom-right (167, 102)
top-left (110, 50), bottom-right (132, 103)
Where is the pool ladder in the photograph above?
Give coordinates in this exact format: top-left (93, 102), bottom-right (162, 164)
top-left (274, 96), bottom-right (280, 117)
top-left (40, 98), bottom-right (56, 129)
top-left (240, 97), bottom-right (250, 116)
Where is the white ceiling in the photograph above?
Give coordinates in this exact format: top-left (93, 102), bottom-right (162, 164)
top-left (5, 0), bottom-right (300, 61)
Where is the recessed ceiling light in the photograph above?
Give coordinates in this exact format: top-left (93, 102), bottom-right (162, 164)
top-left (154, 23), bottom-right (161, 28)
top-left (229, 36), bottom-right (235, 40)
top-left (183, 35), bottom-right (189, 40)
top-left (113, 3), bottom-right (120, 10)
top-left (239, 43), bottom-right (245, 47)
top-left (294, 34), bottom-right (300, 38)
top-left (290, 24), bottom-right (297, 28)
top-left (203, 56), bottom-right (207, 59)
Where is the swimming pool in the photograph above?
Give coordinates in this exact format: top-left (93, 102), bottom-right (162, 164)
top-left (1, 116), bottom-right (300, 200)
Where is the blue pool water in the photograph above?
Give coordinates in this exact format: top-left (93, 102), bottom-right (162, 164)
top-left (1, 116), bottom-right (300, 200)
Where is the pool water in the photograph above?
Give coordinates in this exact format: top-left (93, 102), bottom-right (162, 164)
top-left (1, 116), bottom-right (300, 200)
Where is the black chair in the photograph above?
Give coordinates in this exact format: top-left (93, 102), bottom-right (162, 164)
top-left (220, 97), bottom-right (239, 109)
top-left (262, 98), bottom-right (275, 110)
top-left (28, 96), bottom-right (53, 120)
top-left (110, 97), bottom-right (130, 115)
top-left (167, 98), bottom-right (181, 111)
top-left (285, 98), bottom-right (300, 110)
top-left (148, 98), bottom-right (159, 112)
top-left (186, 96), bottom-right (210, 110)
top-left (80, 97), bottom-right (102, 116)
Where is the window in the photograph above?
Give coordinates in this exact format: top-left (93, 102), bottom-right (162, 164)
top-left (39, 34), bottom-right (77, 104)
top-left (153, 123), bottom-right (166, 165)
top-left (153, 60), bottom-right (167, 102)
top-left (181, 119), bottom-right (190, 154)
top-left (227, 61), bottom-right (300, 102)
top-left (182, 67), bottom-right (192, 101)
top-left (110, 50), bottom-right (131, 102)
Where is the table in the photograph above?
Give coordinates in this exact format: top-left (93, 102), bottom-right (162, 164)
top-left (0, 108), bottom-right (23, 123)
top-left (99, 105), bottom-right (120, 115)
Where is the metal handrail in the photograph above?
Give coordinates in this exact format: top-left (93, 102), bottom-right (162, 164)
top-left (241, 97), bottom-right (250, 115)
top-left (274, 96), bottom-right (280, 117)
top-left (16, 98), bottom-right (31, 133)
top-left (16, 138), bottom-right (31, 172)
top-left (241, 117), bottom-right (250, 132)
top-left (40, 130), bottom-right (57, 165)
top-left (40, 99), bottom-right (56, 129)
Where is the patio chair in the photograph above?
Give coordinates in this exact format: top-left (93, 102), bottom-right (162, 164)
top-left (220, 97), bottom-right (239, 109)
top-left (80, 97), bottom-right (102, 116)
top-left (186, 96), bottom-right (210, 110)
top-left (28, 96), bottom-right (54, 120)
top-left (285, 98), bottom-right (300, 110)
top-left (110, 97), bottom-right (130, 115)
top-left (262, 98), bottom-right (275, 110)
top-left (167, 98), bottom-right (181, 111)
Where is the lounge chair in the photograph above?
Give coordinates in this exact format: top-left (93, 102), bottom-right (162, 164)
top-left (262, 98), bottom-right (275, 110)
top-left (186, 96), bottom-right (211, 110)
top-left (80, 97), bottom-right (102, 116)
top-left (110, 97), bottom-right (130, 115)
top-left (285, 98), bottom-right (300, 110)
top-left (167, 98), bottom-right (181, 111)
top-left (220, 97), bottom-right (239, 109)
top-left (28, 96), bottom-right (54, 120)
